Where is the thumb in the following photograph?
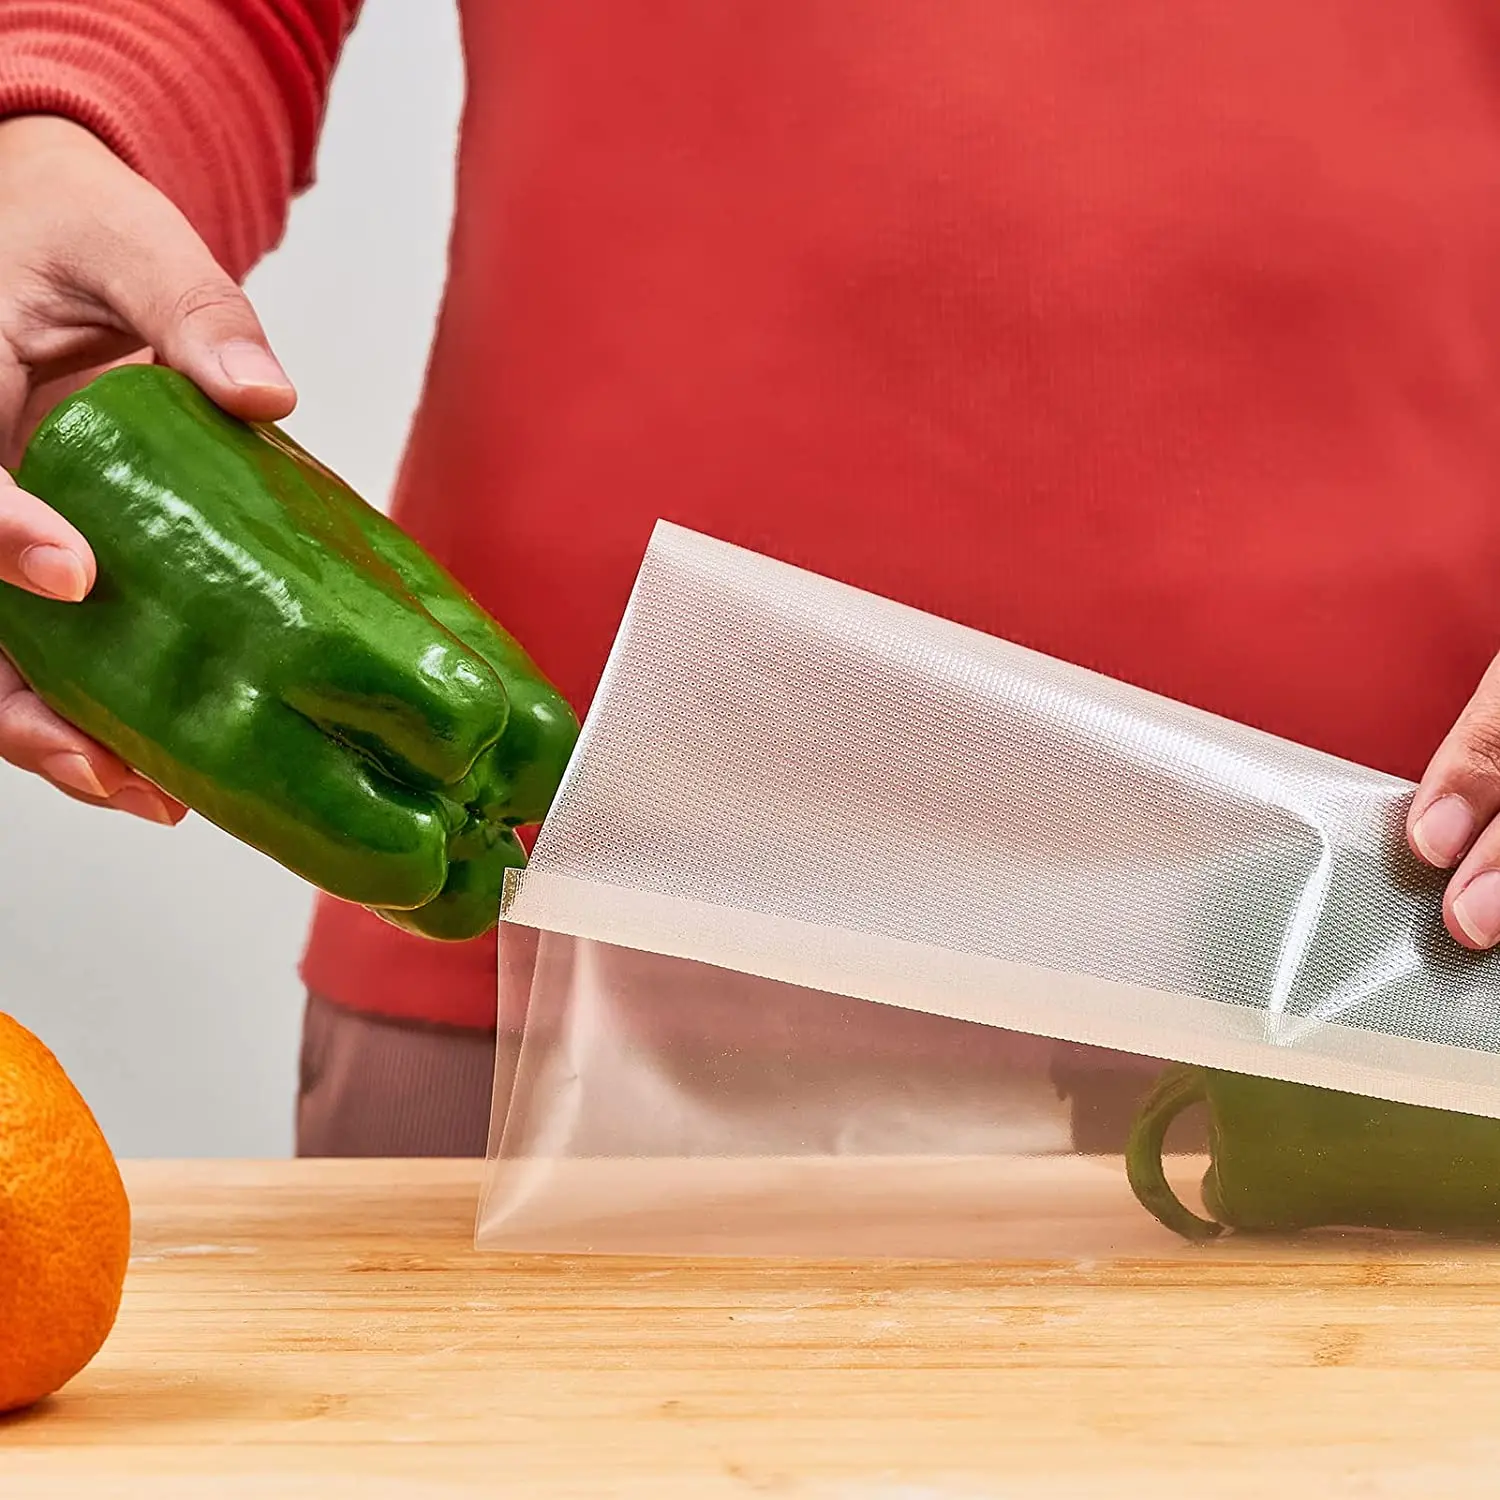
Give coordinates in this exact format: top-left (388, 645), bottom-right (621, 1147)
top-left (83, 191), bottom-right (296, 423)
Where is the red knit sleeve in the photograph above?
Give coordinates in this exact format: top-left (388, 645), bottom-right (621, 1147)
top-left (0, 1), bottom-right (362, 279)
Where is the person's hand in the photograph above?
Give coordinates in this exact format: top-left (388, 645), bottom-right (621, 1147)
top-left (1407, 660), bottom-right (1500, 949)
top-left (0, 114), bottom-right (296, 823)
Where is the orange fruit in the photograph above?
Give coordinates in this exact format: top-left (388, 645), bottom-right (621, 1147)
top-left (0, 1013), bottom-right (131, 1412)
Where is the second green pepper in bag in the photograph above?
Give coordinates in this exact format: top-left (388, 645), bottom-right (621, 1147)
top-left (0, 365), bottom-right (579, 941)
top-left (1126, 1063), bottom-right (1500, 1241)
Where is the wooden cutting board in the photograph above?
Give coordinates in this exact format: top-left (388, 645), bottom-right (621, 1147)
top-left (6, 1158), bottom-right (1500, 1498)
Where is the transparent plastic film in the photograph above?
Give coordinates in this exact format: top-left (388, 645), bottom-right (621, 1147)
top-left (482, 929), bottom-right (1193, 1256)
top-left (478, 523), bottom-right (1500, 1255)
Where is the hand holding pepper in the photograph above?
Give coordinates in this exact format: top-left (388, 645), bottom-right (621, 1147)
top-left (0, 114), bottom-right (293, 824)
top-left (0, 116), bottom-right (577, 936)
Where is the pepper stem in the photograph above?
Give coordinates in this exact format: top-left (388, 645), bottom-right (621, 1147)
top-left (1124, 1065), bottom-right (1223, 1242)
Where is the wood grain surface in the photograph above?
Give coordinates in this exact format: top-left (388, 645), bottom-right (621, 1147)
top-left (6, 1158), bottom-right (1500, 1498)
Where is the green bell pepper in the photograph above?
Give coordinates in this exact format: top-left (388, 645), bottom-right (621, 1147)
top-left (0, 365), bottom-right (578, 941)
top-left (1126, 1063), bottom-right (1500, 1241)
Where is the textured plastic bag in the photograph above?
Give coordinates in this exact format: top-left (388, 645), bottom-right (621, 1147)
top-left (478, 523), bottom-right (1500, 1255)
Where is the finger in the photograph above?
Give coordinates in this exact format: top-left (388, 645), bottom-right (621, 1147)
top-left (1407, 656), bottom-right (1500, 873)
top-left (0, 467), bottom-right (95, 599)
top-left (0, 654), bottom-right (183, 824)
top-left (1444, 823), bottom-right (1500, 951)
top-left (47, 776), bottom-right (189, 824)
top-left (78, 189), bottom-right (296, 422)
top-left (0, 353), bottom-right (96, 598)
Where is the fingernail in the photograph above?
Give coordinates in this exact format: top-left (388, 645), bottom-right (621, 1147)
top-left (218, 340), bottom-right (290, 392)
top-left (1413, 795), bottom-right (1476, 868)
top-left (111, 786), bottom-right (179, 826)
top-left (40, 751), bottom-right (106, 799)
top-left (20, 544), bottom-right (88, 602)
top-left (1454, 870), bottom-right (1500, 948)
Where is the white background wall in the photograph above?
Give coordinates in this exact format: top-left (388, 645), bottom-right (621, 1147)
top-left (0, 2), bottom-right (465, 1157)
